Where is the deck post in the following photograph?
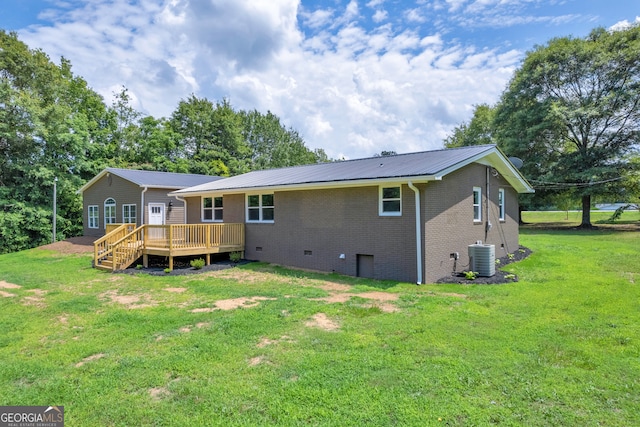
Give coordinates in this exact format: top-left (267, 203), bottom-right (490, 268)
top-left (169, 256), bottom-right (173, 271)
top-left (143, 254), bottom-right (148, 268)
top-left (206, 254), bottom-right (210, 265)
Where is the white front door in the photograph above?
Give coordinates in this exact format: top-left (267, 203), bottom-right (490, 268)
top-left (148, 204), bottom-right (165, 225)
top-left (148, 203), bottom-right (166, 242)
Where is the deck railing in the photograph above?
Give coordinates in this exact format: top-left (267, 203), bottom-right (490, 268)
top-left (144, 224), bottom-right (245, 251)
top-left (95, 223), bottom-right (244, 271)
top-left (111, 226), bottom-right (145, 270)
top-left (94, 223), bottom-right (130, 263)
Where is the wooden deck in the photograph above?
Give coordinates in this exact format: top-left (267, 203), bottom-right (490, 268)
top-left (94, 223), bottom-right (244, 271)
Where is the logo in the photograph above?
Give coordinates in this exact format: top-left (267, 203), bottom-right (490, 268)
top-left (0, 406), bottom-right (64, 427)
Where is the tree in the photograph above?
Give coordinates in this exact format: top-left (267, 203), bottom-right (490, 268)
top-left (495, 25), bottom-right (640, 227)
top-left (240, 110), bottom-right (323, 170)
top-left (0, 30), bottom-right (109, 253)
top-left (445, 104), bottom-right (497, 148)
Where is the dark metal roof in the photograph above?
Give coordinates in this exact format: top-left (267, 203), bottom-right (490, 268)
top-left (105, 168), bottom-right (222, 188)
top-left (174, 145), bottom-right (528, 194)
top-left (78, 168), bottom-right (223, 194)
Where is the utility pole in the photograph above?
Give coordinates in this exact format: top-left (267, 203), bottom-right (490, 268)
top-left (53, 177), bottom-right (57, 243)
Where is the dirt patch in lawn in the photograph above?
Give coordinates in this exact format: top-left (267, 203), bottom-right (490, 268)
top-left (0, 281), bottom-right (21, 289)
top-left (249, 356), bottom-right (268, 366)
top-left (164, 287), bottom-right (187, 293)
top-left (148, 387), bottom-right (170, 402)
top-left (311, 291), bottom-right (400, 313)
top-left (75, 353), bottom-right (105, 367)
top-left (100, 290), bottom-right (156, 309)
top-left (305, 313), bottom-right (340, 331)
top-left (256, 335), bottom-right (294, 348)
top-left (0, 290), bottom-right (16, 298)
top-left (191, 296), bottom-right (277, 312)
top-left (39, 236), bottom-right (95, 254)
top-left (22, 290), bottom-right (47, 308)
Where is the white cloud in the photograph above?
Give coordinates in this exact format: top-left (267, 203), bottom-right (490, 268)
top-left (609, 17), bottom-right (640, 32)
top-left (16, 0), bottom-right (525, 159)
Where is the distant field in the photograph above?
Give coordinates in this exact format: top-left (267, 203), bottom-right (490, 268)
top-left (522, 209), bottom-right (640, 228)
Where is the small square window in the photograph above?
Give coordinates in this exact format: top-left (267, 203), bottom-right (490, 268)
top-left (380, 185), bottom-right (402, 216)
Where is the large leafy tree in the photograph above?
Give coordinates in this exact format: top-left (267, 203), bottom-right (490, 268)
top-left (444, 104), bottom-right (497, 148)
top-left (0, 31), bottom-right (109, 253)
top-left (1, 31), bottom-right (326, 254)
top-left (241, 110), bottom-right (326, 169)
top-left (495, 25), bottom-right (640, 227)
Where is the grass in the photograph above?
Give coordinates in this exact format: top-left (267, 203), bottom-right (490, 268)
top-left (522, 209), bottom-right (640, 227)
top-left (0, 228), bottom-right (639, 426)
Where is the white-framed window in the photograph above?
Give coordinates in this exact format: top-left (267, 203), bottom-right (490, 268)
top-left (123, 204), bottom-right (136, 224)
top-left (247, 194), bottom-right (274, 223)
top-left (379, 185), bottom-right (402, 216)
top-left (498, 188), bottom-right (505, 221)
top-left (104, 198), bottom-right (116, 227)
top-left (88, 205), bottom-right (99, 229)
top-left (203, 196), bottom-right (223, 222)
top-left (473, 187), bottom-right (482, 222)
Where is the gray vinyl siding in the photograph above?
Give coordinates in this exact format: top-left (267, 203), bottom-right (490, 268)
top-left (82, 174), bottom-right (140, 237)
top-left (82, 174), bottom-right (188, 237)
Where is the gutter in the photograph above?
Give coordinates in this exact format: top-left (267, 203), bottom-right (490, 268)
top-left (408, 181), bottom-right (423, 285)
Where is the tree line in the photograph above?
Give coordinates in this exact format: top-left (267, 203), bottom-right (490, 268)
top-left (0, 31), bottom-right (328, 254)
top-left (445, 25), bottom-right (640, 227)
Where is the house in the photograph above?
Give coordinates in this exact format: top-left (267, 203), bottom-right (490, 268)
top-left (171, 145), bottom-right (534, 284)
top-left (78, 168), bottom-right (222, 237)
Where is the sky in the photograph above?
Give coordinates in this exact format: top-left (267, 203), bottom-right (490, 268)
top-left (1, 1), bottom-right (639, 160)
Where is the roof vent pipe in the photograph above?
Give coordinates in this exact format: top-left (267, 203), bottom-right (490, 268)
top-left (408, 181), bottom-right (423, 285)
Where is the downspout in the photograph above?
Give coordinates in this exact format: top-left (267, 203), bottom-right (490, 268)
top-left (408, 181), bottom-right (423, 285)
top-left (141, 187), bottom-right (148, 225)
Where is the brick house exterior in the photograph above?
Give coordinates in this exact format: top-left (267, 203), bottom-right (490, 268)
top-left (173, 145), bottom-right (533, 284)
top-left (78, 168), bottom-right (220, 237)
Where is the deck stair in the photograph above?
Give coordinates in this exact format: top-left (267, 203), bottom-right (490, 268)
top-left (93, 223), bottom-right (244, 271)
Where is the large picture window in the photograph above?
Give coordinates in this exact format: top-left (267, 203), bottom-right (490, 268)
top-left (88, 205), bottom-right (99, 229)
top-left (379, 185), bottom-right (402, 216)
top-left (104, 198), bottom-right (116, 227)
top-left (123, 204), bottom-right (136, 224)
top-left (247, 194), bottom-right (274, 223)
top-left (203, 196), bottom-right (223, 222)
top-left (473, 187), bottom-right (482, 222)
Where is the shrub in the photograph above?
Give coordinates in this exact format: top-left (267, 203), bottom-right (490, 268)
top-left (190, 258), bottom-right (206, 270)
top-left (464, 271), bottom-right (478, 280)
top-left (229, 251), bottom-right (242, 263)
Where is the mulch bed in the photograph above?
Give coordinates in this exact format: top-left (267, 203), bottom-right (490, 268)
top-left (436, 246), bottom-right (532, 285)
top-left (118, 254), bottom-right (252, 276)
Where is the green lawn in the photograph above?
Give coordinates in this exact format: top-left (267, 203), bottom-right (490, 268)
top-left (0, 229), bottom-right (638, 426)
top-left (522, 209), bottom-right (640, 227)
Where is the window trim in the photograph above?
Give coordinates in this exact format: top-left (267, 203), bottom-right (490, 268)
top-left (246, 193), bottom-right (274, 223)
top-left (104, 198), bottom-right (116, 228)
top-left (88, 205), bottom-right (99, 229)
top-left (202, 196), bottom-right (224, 222)
top-left (473, 187), bottom-right (482, 222)
top-left (122, 204), bottom-right (136, 224)
top-left (379, 185), bottom-right (402, 216)
top-left (498, 188), bottom-right (505, 221)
